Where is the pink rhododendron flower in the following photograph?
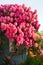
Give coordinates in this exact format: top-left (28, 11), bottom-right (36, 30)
top-left (10, 12), bottom-right (14, 17)
top-left (1, 23), bottom-right (7, 31)
top-left (0, 4), bottom-right (40, 48)
top-left (40, 36), bottom-right (43, 40)
top-left (40, 50), bottom-right (43, 55)
top-left (34, 43), bottom-right (38, 48)
top-left (32, 32), bottom-right (40, 40)
top-left (29, 39), bottom-right (33, 46)
top-left (11, 61), bottom-right (15, 65)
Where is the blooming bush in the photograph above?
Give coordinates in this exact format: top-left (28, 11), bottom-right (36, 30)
top-left (0, 4), bottom-right (40, 48)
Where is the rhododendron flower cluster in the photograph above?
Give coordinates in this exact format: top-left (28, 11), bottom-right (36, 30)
top-left (0, 4), bottom-right (40, 48)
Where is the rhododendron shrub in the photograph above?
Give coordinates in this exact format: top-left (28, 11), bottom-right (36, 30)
top-left (0, 4), bottom-right (40, 48)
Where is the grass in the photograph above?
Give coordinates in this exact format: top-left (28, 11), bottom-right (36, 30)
top-left (20, 56), bottom-right (43, 65)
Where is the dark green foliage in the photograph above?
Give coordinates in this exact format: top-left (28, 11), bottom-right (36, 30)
top-left (2, 56), bottom-right (11, 65)
top-left (20, 57), bottom-right (43, 65)
top-left (1, 56), bottom-right (15, 65)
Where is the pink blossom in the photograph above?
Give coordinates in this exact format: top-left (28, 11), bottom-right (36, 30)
top-left (6, 16), bottom-right (10, 21)
top-left (34, 43), bottom-right (38, 48)
top-left (0, 4), bottom-right (40, 48)
top-left (40, 50), bottom-right (43, 55)
top-left (1, 23), bottom-right (7, 31)
top-left (10, 18), bottom-right (13, 22)
top-left (40, 36), bottom-right (43, 40)
top-left (10, 12), bottom-right (14, 17)
top-left (11, 61), bottom-right (15, 65)
top-left (29, 39), bottom-right (33, 46)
